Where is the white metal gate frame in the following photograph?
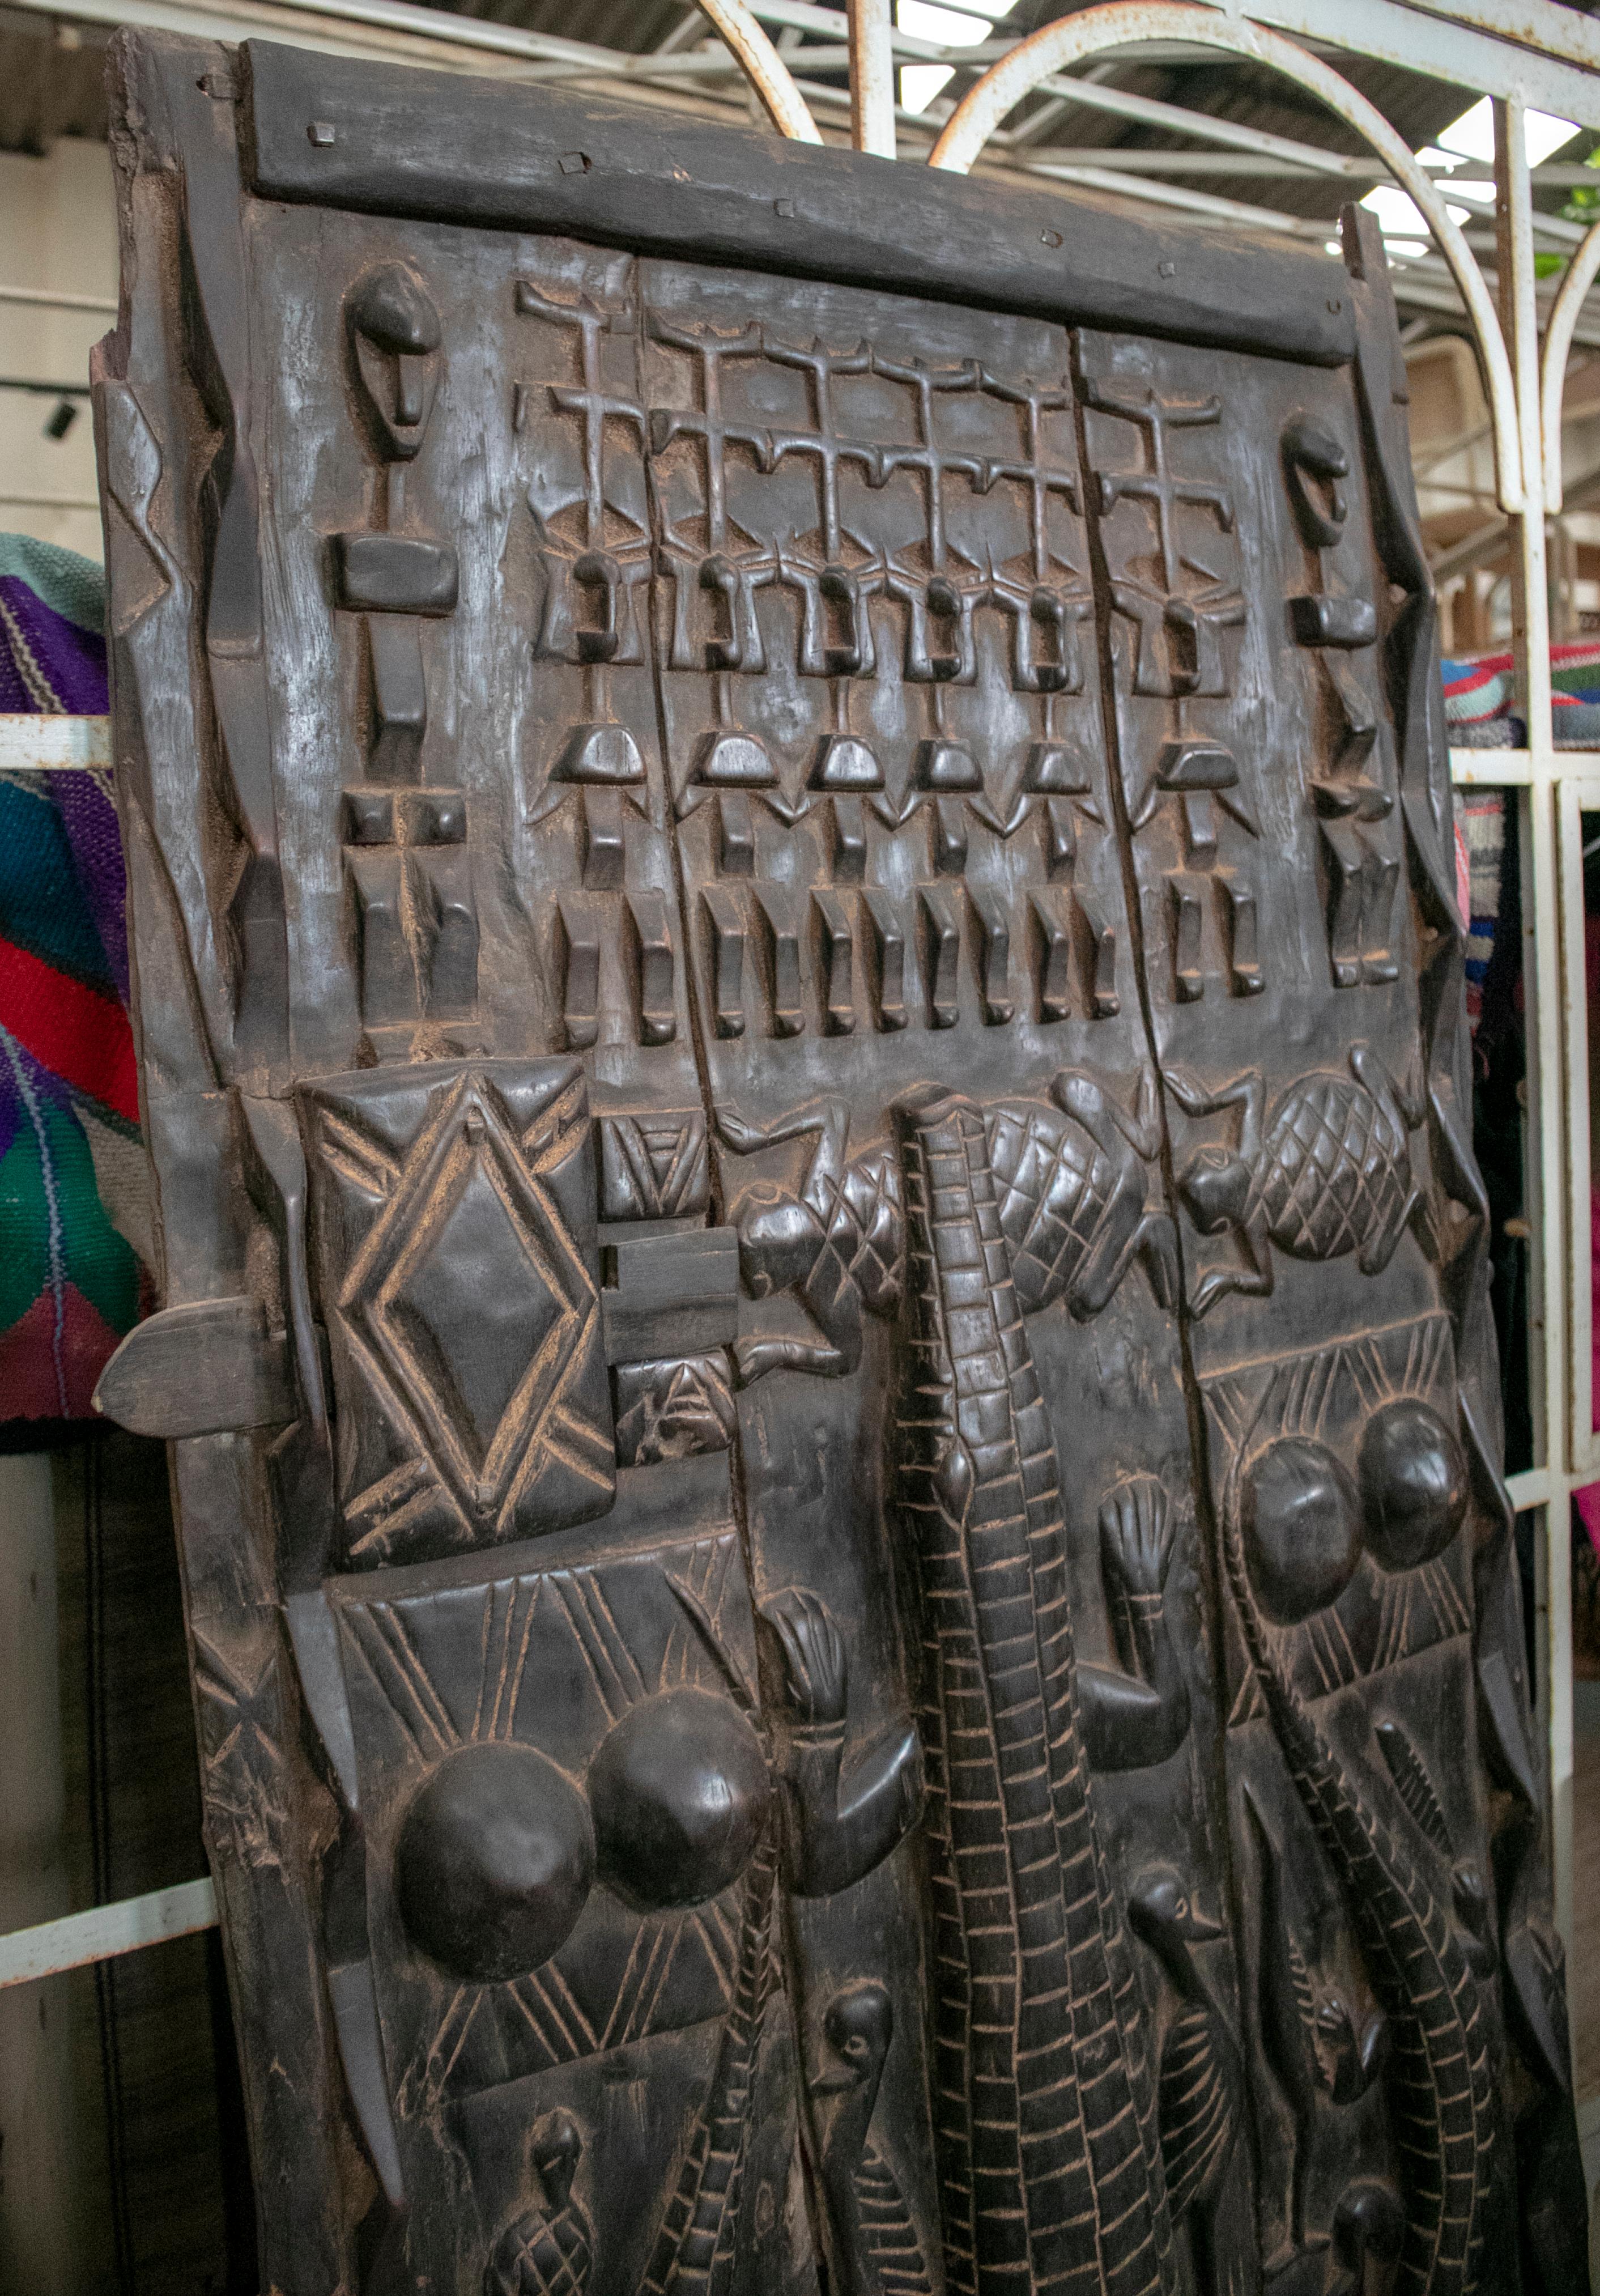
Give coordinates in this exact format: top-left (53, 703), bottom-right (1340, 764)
top-left (0, 2), bottom-right (1594, 2171)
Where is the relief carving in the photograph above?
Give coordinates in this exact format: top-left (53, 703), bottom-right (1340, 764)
top-left (1164, 1046), bottom-right (1433, 1314)
top-left (95, 45), bottom-right (1583, 2294)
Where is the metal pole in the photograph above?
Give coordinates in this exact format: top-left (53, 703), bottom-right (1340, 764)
top-left (1497, 96), bottom-right (1575, 1957)
top-left (848, 0), bottom-right (896, 157)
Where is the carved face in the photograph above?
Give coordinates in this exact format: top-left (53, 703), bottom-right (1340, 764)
top-left (1178, 1146), bottom-right (1252, 1235)
top-left (736, 1184), bottom-right (825, 1299)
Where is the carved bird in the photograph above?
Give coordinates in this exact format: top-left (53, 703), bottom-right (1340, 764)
top-left (814, 1982), bottom-right (932, 2296)
top-left (1128, 1866), bottom-right (1240, 2270)
top-left (483, 2109), bottom-right (593, 2296)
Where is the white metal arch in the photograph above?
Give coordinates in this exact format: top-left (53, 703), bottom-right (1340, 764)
top-left (926, 0), bottom-right (1526, 515)
top-left (697, 0), bottom-right (823, 142)
top-left (1542, 219), bottom-right (1600, 509)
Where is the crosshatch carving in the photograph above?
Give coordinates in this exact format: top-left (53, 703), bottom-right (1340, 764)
top-left (93, 35), bottom-right (1584, 2296)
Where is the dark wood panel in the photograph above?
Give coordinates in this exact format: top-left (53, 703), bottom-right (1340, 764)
top-left (241, 36), bottom-right (1356, 369)
top-left (93, 29), bottom-right (1586, 2296)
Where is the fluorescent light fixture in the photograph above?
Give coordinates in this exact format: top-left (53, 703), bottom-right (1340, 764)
top-left (901, 61), bottom-right (955, 110)
top-left (898, 0), bottom-right (990, 43)
top-left (933, 0), bottom-right (1019, 14)
top-left (1435, 96), bottom-right (1578, 168)
top-left (1360, 183), bottom-right (1469, 241)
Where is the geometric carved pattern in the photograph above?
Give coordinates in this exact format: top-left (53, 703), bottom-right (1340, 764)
top-left (1201, 1311), bottom-right (1472, 1720)
top-left (642, 311), bottom-right (1093, 830)
top-left (304, 1058), bottom-right (614, 1567)
top-left (337, 1532), bottom-right (754, 2110)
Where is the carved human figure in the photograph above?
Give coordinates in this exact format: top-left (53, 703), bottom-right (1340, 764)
top-left (483, 2110), bottom-right (593, 2296)
top-left (760, 1587), bottom-right (922, 1897)
top-left (717, 1068), bottom-right (1177, 1384)
top-left (346, 262), bottom-right (442, 465)
top-left (1164, 1043), bottom-right (1435, 1315)
top-left (812, 1982), bottom-right (934, 2296)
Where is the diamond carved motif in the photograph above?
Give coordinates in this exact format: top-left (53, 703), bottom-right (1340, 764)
top-left (306, 1061), bottom-right (615, 1566)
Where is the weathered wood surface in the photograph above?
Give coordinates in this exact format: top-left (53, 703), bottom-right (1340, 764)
top-left (92, 31), bottom-right (1585, 2295)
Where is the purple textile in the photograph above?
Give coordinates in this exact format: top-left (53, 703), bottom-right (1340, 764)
top-left (50, 771), bottom-right (130, 1003)
top-left (0, 575), bottom-right (109, 715)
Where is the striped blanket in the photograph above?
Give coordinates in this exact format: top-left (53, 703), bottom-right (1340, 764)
top-left (0, 535), bottom-right (147, 1425)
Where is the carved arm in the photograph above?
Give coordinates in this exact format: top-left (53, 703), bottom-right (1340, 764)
top-left (1078, 1476), bottom-right (1191, 1772)
top-left (763, 1588), bottom-right (923, 1897)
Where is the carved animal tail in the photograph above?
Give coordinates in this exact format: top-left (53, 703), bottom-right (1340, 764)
top-left (894, 1085), bottom-right (1169, 2296)
top-left (1218, 1438), bottom-right (1489, 2295)
top-left (636, 1825), bottom-right (778, 2296)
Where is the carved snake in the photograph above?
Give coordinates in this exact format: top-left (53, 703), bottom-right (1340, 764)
top-left (1219, 1418), bottom-right (1491, 2294)
top-left (893, 1085), bottom-right (1170, 2296)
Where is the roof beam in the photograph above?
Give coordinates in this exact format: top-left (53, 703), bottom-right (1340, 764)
top-left (1189, 0), bottom-right (1600, 131)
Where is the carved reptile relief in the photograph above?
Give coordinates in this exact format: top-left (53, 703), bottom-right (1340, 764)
top-left (91, 37), bottom-right (1583, 2296)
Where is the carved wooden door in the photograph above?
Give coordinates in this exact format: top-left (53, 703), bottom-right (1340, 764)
top-left (93, 31), bottom-right (1585, 2296)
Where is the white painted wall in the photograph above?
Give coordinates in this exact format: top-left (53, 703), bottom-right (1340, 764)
top-left (0, 137), bottom-right (118, 565)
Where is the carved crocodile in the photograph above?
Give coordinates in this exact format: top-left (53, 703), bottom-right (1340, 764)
top-left (636, 1824), bottom-right (779, 2296)
top-left (1219, 1429), bottom-right (1492, 2293)
top-left (892, 1083), bottom-right (1171, 2296)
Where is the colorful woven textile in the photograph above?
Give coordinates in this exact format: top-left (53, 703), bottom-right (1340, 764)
top-left (1442, 641), bottom-right (1600, 750)
top-left (0, 535), bottom-right (147, 1424)
top-left (1458, 788), bottom-right (1505, 1032)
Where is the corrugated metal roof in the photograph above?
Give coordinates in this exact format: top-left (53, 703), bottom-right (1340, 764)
top-left (0, 0), bottom-right (1590, 253)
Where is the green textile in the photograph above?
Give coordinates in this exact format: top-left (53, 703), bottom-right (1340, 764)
top-left (0, 532), bottom-right (105, 635)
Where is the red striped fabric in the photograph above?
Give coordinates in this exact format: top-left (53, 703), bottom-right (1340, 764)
top-left (0, 933), bottom-right (138, 1125)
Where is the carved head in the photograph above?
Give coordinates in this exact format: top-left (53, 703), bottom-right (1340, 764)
top-left (530, 2108), bottom-right (582, 2213)
top-left (346, 263), bottom-right (442, 462)
top-left (1177, 1145), bottom-right (1252, 1236)
top-left (823, 1980), bottom-right (894, 2083)
top-left (1331, 2179), bottom-right (1404, 2294)
top-left (1129, 1865), bottom-right (1224, 1948)
top-left (735, 1181), bottom-right (825, 1300)
top-left (1281, 413), bottom-right (1350, 552)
